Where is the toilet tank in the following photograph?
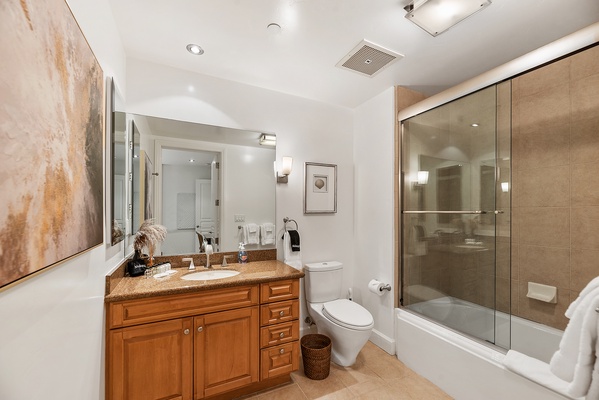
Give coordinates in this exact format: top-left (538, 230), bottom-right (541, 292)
top-left (304, 261), bottom-right (343, 303)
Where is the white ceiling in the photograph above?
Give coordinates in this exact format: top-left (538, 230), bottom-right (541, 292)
top-left (108, 0), bottom-right (599, 109)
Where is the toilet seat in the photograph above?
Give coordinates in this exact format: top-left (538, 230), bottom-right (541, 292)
top-left (322, 299), bottom-right (374, 331)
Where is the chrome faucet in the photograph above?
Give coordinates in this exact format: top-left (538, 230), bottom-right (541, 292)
top-left (222, 255), bottom-right (231, 267)
top-left (205, 244), bottom-right (214, 269)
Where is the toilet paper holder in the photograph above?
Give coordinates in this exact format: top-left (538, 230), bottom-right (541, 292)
top-left (368, 279), bottom-right (392, 295)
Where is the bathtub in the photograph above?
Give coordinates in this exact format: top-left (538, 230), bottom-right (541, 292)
top-left (396, 298), bottom-right (570, 400)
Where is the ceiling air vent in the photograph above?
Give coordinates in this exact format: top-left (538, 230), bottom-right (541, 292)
top-left (336, 40), bottom-right (403, 77)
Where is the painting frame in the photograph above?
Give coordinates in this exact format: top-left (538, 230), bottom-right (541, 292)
top-left (0, 0), bottom-right (104, 290)
top-left (304, 162), bottom-right (337, 214)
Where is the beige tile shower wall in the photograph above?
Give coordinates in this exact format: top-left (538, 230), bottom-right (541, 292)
top-left (511, 45), bottom-right (599, 330)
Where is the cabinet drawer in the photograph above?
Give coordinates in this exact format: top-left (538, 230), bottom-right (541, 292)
top-left (260, 341), bottom-right (299, 380)
top-left (260, 279), bottom-right (300, 303)
top-left (260, 300), bottom-right (299, 326)
top-left (260, 320), bottom-right (299, 348)
top-left (107, 285), bottom-right (259, 328)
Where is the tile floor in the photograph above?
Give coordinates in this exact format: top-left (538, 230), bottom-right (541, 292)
top-left (242, 341), bottom-right (453, 400)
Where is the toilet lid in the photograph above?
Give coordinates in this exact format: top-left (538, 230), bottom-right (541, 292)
top-left (322, 299), bottom-right (373, 330)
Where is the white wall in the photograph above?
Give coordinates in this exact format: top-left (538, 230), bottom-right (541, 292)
top-left (0, 1), bottom-right (126, 400)
top-left (353, 87), bottom-right (397, 354)
top-left (126, 58), bottom-right (355, 331)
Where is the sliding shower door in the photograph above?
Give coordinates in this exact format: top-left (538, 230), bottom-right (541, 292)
top-left (400, 83), bottom-right (511, 348)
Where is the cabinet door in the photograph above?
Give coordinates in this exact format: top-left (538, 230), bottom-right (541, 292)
top-left (107, 318), bottom-right (193, 400)
top-left (194, 307), bottom-right (259, 399)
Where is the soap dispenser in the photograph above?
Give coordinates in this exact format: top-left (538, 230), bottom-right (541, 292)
top-left (238, 243), bottom-right (248, 264)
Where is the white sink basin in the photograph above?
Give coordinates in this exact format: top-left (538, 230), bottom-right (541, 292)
top-left (181, 270), bottom-right (240, 281)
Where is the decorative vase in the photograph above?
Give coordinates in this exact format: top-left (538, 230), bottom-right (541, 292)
top-left (148, 243), bottom-right (155, 267)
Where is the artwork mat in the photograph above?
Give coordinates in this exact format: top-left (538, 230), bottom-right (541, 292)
top-left (0, 0), bottom-right (104, 290)
top-left (304, 162), bottom-right (337, 214)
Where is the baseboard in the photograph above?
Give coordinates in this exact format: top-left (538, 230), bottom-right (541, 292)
top-left (369, 329), bottom-right (396, 355)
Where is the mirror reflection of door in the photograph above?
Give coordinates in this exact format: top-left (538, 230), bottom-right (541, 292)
top-left (160, 148), bottom-right (220, 255)
top-left (195, 158), bottom-right (220, 252)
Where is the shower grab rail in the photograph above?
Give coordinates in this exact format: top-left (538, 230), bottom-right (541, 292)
top-left (403, 210), bottom-right (487, 214)
top-left (402, 210), bottom-right (504, 215)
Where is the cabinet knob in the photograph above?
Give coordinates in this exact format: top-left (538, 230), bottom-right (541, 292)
top-left (279, 349), bottom-right (284, 354)
top-left (198, 326), bottom-right (203, 332)
top-left (279, 332), bottom-right (285, 338)
top-left (279, 311), bottom-right (285, 317)
top-left (184, 329), bottom-right (190, 335)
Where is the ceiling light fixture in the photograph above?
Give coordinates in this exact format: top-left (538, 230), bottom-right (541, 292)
top-left (404, 0), bottom-right (492, 37)
top-left (189, 159), bottom-right (195, 163)
top-left (471, 123), bottom-right (479, 127)
top-left (186, 43), bottom-right (204, 55)
top-left (259, 133), bottom-right (276, 146)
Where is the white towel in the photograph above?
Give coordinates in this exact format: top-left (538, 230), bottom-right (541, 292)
top-left (551, 287), bottom-right (599, 383)
top-left (283, 231), bottom-right (302, 270)
top-left (503, 350), bottom-right (583, 399)
top-left (243, 223), bottom-right (259, 245)
top-left (260, 223), bottom-right (275, 245)
top-left (567, 276), bottom-right (599, 319)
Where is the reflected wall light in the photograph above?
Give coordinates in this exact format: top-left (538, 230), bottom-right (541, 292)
top-left (259, 133), bottom-right (276, 146)
top-left (404, 0), bottom-right (492, 37)
top-left (276, 156), bottom-right (293, 184)
top-left (501, 182), bottom-right (509, 193)
top-left (416, 170), bottom-right (429, 185)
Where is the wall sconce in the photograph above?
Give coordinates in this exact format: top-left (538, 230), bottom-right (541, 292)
top-left (416, 170), bottom-right (429, 186)
top-left (276, 156), bottom-right (293, 184)
top-left (404, 0), bottom-right (492, 37)
top-left (259, 133), bottom-right (276, 146)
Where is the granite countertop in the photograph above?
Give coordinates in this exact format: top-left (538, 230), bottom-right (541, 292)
top-left (105, 260), bottom-right (304, 303)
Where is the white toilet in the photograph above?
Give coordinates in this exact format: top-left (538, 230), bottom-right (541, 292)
top-left (304, 261), bottom-right (374, 366)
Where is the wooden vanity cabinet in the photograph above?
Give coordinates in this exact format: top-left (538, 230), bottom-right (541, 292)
top-left (194, 307), bottom-right (259, 399)
top-left (107, 317), bottom-right (193, 400)
top-left (106, 279), bottom-right (301, 400)
top-left (259, 279), bottom-right (300, 379)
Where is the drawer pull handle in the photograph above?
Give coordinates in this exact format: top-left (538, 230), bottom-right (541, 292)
top-left (279, 349), bottom-right (284, 354)
top-left (184, 329), bottom-right (190, 335)
top-left (198, 326), bottom-right (203, 333)
top-left (279, 332), bottom-right (285, 338)
top-left (279, 311), bottom-right (285, 317)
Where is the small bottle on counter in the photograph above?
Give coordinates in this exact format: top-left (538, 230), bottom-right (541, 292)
top-left (238, 243), bottom-right (248, 264)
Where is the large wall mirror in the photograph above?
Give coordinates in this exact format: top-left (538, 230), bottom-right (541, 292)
top-left (109, 78), bottom-right (126, 246)
top-left (127, 115), bottom-right (276, 256)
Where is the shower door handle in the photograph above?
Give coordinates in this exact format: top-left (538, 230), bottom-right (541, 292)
top-left (402, 210), bottom-right (488, 215)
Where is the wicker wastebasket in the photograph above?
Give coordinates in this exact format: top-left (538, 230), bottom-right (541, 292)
top-left (300, 334), bottom-right (332, 380)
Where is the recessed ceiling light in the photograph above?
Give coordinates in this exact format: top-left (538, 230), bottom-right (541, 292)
top-left (186, 44), bottom-right (204, 55)
top-left (189, 159), bottom-right (195, 163)
top-left (471, 123), bottom-right (479, 127)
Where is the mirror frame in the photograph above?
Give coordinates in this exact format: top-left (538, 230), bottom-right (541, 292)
top-left (107, 77), bottom-right (127, 246)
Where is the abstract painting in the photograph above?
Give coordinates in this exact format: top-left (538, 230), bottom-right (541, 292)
top-left (0, 0), bottom-right (104, 289)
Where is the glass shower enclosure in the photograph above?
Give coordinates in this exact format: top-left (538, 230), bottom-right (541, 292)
top-left (400, 83), bottom-right (511, 349)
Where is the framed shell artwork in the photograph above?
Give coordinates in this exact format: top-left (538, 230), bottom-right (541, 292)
top-left (304, 162), bottom-right (337, 214)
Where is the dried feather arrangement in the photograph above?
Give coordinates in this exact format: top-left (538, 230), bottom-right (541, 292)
top-left (134, 219), bottom-right (167, 266)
